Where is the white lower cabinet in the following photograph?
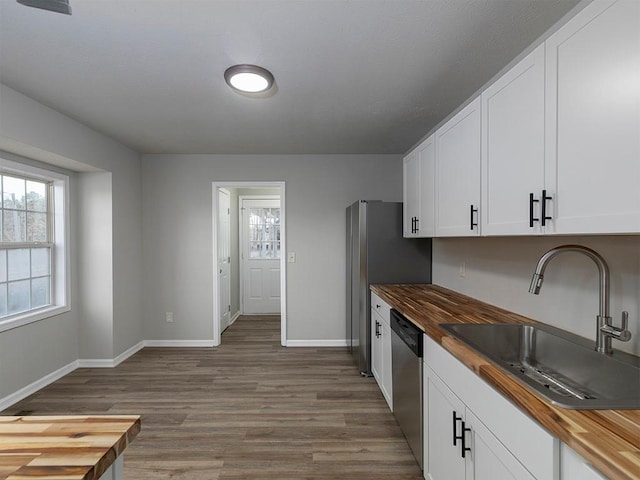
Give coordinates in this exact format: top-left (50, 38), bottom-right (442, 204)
top-left (560, 444), bottom-right (606, 480)
top-left (380, 319), bottom-right (392, 408)
top-left (467, 409), bottom-right (536, 480)
top-left (371, 309), bottom-right (383, 384)
top-left (371, 292), bottom-right (392, 410)
top-left (423, 334), bottom-right (558, 480)
top-left (424, 365), bottom-right (466, 480)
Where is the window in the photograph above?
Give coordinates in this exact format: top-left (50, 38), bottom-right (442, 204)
top-left (248, 206), bottom-right (280, 259)
top-left (0, 157), bottom-right (69, 332)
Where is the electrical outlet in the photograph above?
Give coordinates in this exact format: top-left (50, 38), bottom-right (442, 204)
top-left (166, 312), bottom-right (174, 323)
top-left (459, 262), bottom-right (466, 278)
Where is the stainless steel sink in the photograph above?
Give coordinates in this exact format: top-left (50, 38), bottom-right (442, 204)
top-left (440, 323), bottom-right (640, 410)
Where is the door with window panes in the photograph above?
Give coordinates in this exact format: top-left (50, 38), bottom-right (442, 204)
top-left (241, 198), bottom-right (281, 314)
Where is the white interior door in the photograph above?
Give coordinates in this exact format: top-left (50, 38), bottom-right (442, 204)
top-left (241, 198), bottom-right (281, 314)
top-left (218, 189), bottom-right (231, 331)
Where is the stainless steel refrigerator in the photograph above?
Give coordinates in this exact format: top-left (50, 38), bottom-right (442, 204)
top-left (346, 200), bottom-right (431, 376)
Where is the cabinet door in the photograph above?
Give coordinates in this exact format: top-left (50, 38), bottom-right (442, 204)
top-left (560, 444), bottom-right (607, 480)
top-left (370, 310), bottom-right (383, 384)
top-left (380, 319), bottom-right (393, 410)
top-left (545, 0), bottom-right (640, 234)
top-left (465, 409), bottom-right (535, 480)
top-left (481, 44), bottom-right (545, 236)
top-left (436, 97), bottom-right (482, 237)
top-left (424, 365), bottom-right (466, 480)
top-left (418, 135), bottom-right (436, 237)
top-left (404, 151), bottom-right (420, 237)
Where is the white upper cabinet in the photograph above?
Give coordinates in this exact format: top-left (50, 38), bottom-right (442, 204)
top-left (403, 150), bottom-right (420, 237)
top-left (417, 135), bottom-right (436, 237)
top-left (481, 44), bottom-right (546, 235)
top-left (544, 0), bottom-right (640, 234)
top-left (403, 135), bottom-right (436, 238)
top-left (436, 97), bottom-right (482, 237)
top-left (405, 0), bottom-right (639, 237)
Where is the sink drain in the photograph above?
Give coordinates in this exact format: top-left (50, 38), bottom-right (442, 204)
top-left (508, 363), bottom-right (596, 400)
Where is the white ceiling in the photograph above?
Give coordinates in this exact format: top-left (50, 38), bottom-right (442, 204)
top-left (0, 0), bottom-right (580, 155)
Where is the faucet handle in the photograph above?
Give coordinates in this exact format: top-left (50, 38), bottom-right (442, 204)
top-left (618, 311), bottom-right (632, 342)
top-left (600, 311), bottom-right (632, 343)
top-left (621, 311), bottom-right (629, 331)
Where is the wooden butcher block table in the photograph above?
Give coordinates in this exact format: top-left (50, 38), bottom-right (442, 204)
top-left (372, 283), bottom-right (640, 480)
top-left (0, 415), bottom-right (140, 480)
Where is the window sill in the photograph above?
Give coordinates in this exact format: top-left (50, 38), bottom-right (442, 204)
top-left (0, 305), bottom-right (71, 333)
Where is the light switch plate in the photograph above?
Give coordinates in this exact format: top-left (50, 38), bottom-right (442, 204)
top-left (287, 252), bottom-right (296, 263)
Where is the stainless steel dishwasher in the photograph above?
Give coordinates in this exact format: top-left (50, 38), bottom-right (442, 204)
top-left (390, 309), bottom-right (423, 470)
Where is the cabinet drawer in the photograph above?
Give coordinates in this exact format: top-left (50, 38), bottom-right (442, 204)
top-left (370, 292), bottom-right (390, 322)
top-left (424, 334), bottom-right (558, 480)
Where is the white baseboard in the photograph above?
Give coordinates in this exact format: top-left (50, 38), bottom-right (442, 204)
top-left (77, 358), bottom-right (115, 368)
top-left (144, 339), bottom-right (215, 347)
top-left (286, 339), bottom-right (348, 347)
top-left (78, 341), bottom-right (145, 368)
top-left (0, 359), bottom-right (78, 412)
top-left (230, 311), bottom-right (241, 325)
top-left (114, 341), bottom-right (145, 366)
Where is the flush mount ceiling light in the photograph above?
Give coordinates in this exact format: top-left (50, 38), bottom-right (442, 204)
top-left (224, 64), bottom-right (274, 94)
top-left (17, 0), bottom-right (71, 14)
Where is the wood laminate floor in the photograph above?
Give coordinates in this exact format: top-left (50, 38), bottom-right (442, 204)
top-left (2, 316), bottom-right (422, 479)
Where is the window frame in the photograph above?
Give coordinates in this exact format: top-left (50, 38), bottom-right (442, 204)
top-left (0, 156), bottom-right (70, 333)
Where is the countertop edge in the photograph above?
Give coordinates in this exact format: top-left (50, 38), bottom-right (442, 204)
top-left (91, 415), bottom-right (141, 480)
top-left (371, 283), bottom-right (640, 480)
top-left (0, 415), bottom-right (141, 480)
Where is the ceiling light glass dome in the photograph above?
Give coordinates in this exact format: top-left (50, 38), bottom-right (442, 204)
top-left (224, 65), bottom-right (274, 94)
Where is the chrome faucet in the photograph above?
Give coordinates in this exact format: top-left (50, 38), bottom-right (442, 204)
top-left (529, 245), bottom-right (631, 355)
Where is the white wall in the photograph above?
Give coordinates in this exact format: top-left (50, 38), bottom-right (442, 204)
top-left (433, 235), bottom-right (640, 355)
top-left (0, 84), bottom-right (142, 400)
top-left (141, 154), bottom-right (402, 343)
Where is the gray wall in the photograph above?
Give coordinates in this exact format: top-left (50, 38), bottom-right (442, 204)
top-left (78, 172), bottom-right (113, 359)
top-left (432, 236), bottom-right (640, 355)
top-left (141, 154), bottom-right (402, 342)
top-left (0, 151), bottom-right (80, 400)
top-left (0, 84), bottom-right (142, 398)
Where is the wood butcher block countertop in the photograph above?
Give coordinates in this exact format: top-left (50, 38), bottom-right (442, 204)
top-left (0, 415), bottom-right (140, 480)
top-left (371, 284), bottom-right (640, 480)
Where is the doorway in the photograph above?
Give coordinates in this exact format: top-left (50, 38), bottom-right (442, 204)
top-left (218, 188), bottom-right (231, 332)
top-left (212, 182), bottom-right (286, 347)
top-left (240, 196), bottom-right (281, 314)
